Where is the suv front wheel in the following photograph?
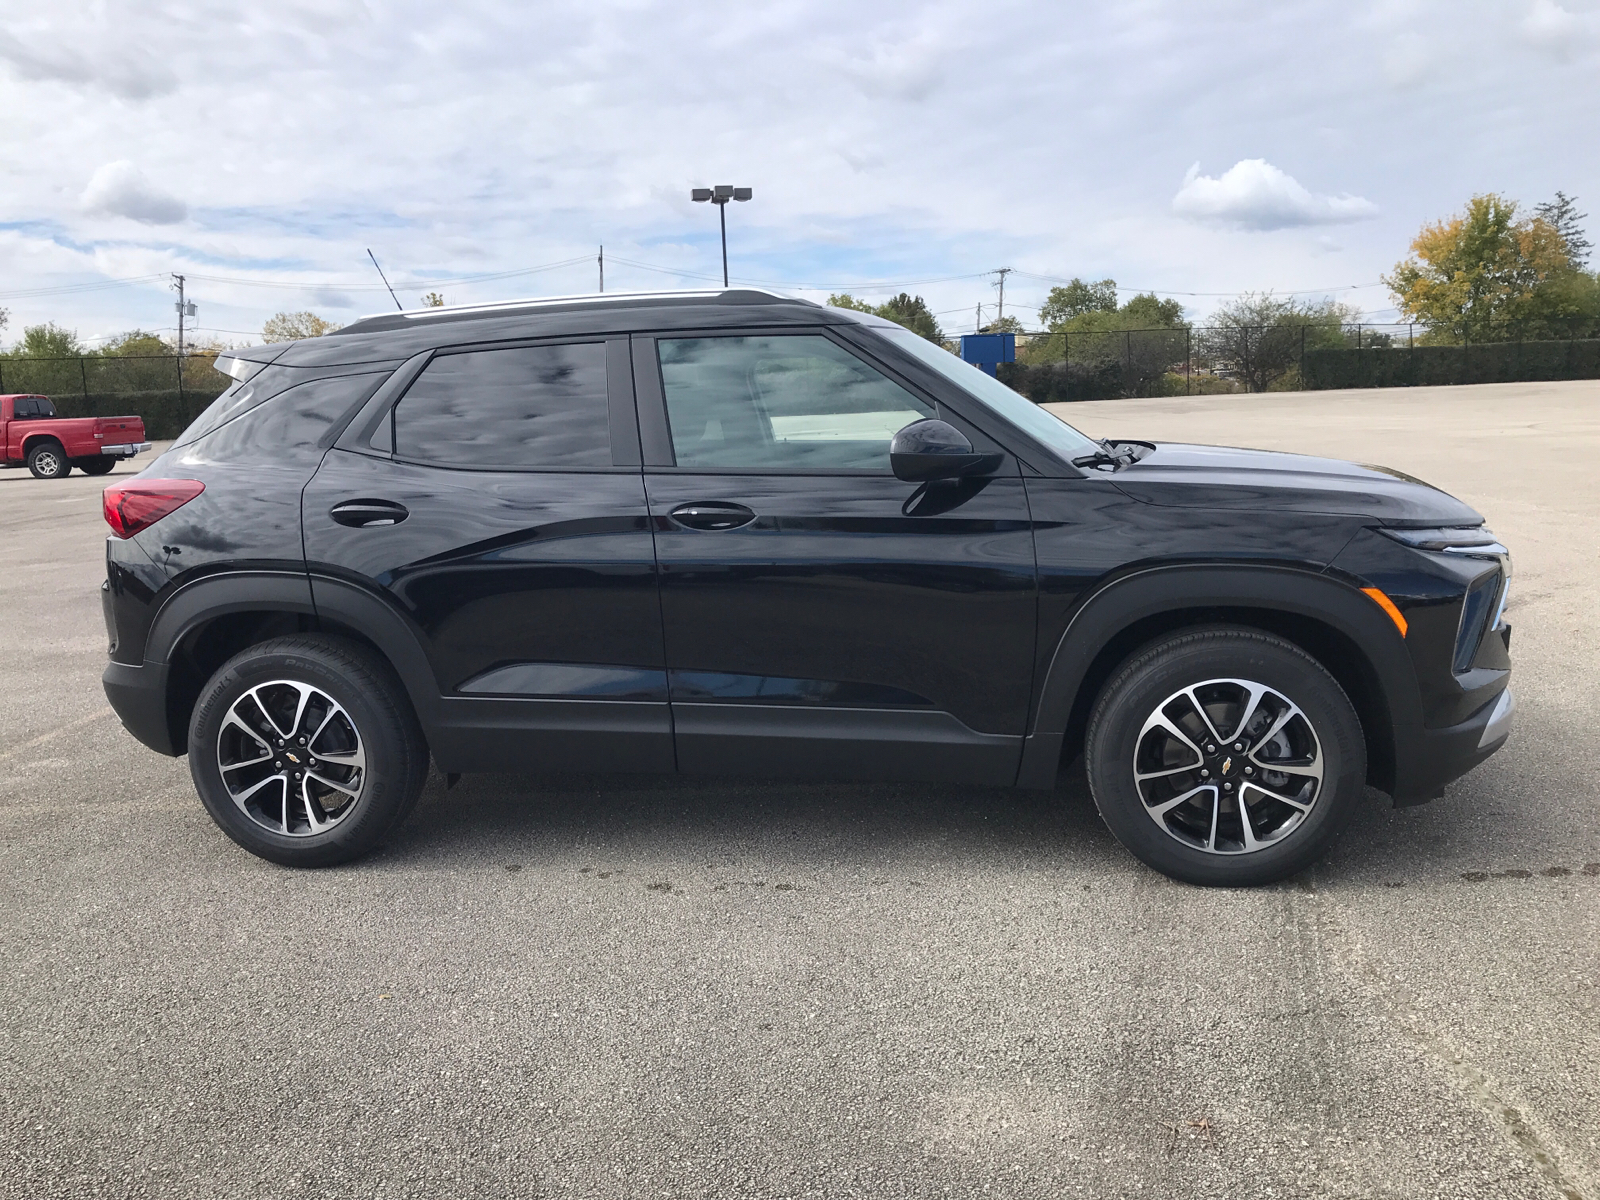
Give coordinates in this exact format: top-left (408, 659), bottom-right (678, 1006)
top-left (1086, 628), bottom-right (1365, 887)
top-left (188, 635), bottom-right (429, 867)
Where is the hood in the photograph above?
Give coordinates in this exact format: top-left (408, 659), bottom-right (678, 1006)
top-left (1110, 442), bottom-right (1483, 527)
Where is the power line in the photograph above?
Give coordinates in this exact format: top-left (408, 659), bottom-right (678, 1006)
top-left (1009, 270), bottom-right (1388, 297)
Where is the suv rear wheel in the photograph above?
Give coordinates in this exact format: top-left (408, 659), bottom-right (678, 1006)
top-left (188, 635), bottom-right (428, 867)
top-left (27, 441), bottom-right (70, 479)
top-left (1085, 627), bottom-right (1365, 887)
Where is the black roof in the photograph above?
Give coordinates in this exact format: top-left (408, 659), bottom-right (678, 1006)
top-left (221, 288), bottom-right (890, 370)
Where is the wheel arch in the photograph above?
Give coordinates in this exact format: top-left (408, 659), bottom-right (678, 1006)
top-left (22, 432), bottom-right (65, 458)
top-left (144, 571), bottom-right (441, 756)
top-left (1023, 564), bottom-right (1419, 795)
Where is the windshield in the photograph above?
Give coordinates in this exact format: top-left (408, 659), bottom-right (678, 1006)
top-left (879, 328), bottom-right (1100, 462)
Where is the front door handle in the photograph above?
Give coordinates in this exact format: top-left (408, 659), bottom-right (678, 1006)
top-left (330, 499), bottom-right (410, 528)
top-left (668, 501), bottom-right (757, 531)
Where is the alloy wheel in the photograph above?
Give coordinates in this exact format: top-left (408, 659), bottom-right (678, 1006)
top-left (216, 680), bottom-right (367, 836)
top-left (1132, 677), bottom-right (1324, 855)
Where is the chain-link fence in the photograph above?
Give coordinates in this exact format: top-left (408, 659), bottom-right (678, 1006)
top-left (0, 354), bottom-right (231, 439)
top-left (998, 322), bottom-right (1600, 403)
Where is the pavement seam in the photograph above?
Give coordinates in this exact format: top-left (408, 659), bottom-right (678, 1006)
top-left (1308, 879), bottom-right (1593, 1200)
top-left (0, 709), bottom-right (114, 765)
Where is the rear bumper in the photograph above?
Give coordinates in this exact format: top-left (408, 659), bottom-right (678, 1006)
top-left (103, 659), bottom-right (180, 756)
top-left (100, 442), bottom-right (152, 457)
top-left (1391, 685), bottom-right (1514, 806)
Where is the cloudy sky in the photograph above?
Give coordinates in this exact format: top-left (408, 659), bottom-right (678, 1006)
top-left (2, 0), bottom-right (1597, 346)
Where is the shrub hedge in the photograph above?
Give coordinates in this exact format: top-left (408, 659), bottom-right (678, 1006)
top-left (1302, 338), bottom-right (1600, 390)
top-left (46, 390), bottom-right (226, 440)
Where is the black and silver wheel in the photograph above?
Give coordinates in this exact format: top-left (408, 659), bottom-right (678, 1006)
top-left (189, 635), bottom-right (428, 867)
top-left (1086, 628), bottom-right (1364, 886)
top-left (27, 441), bottom-right (70, 479)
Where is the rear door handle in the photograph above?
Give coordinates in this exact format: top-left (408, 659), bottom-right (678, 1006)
top-left (668, 501), bottom-right (757, 531)
top-left (330, 499), bottom-right (410, 528)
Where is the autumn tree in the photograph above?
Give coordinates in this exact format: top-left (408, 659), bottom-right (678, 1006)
top-left (262, 311), bottom-right (342, 342)
top-left (1385, 194), bottom-right (1579, 341)
top-left (1534, 191), bottom-right (1592, 269)
top-left (421, 292), bottom-right (446, 307)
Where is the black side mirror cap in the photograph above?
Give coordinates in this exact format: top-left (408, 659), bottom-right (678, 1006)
top-left (890, 419), bottom-right (1004, 483)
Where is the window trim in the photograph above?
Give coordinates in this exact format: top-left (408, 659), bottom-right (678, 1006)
top-left (631, 326), bottom-right (998, 477)
top-left (352, 334), bottom-right (638, 474)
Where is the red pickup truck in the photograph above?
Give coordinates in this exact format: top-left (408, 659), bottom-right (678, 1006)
top-left (0, 394), bottom-right (149, 479)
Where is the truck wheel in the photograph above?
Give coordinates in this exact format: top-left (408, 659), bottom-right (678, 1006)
top-left (188, 635), bottom-right (429, 867)
top-left (26, 442), bottom-right (71, 479)
top-left (77, 457), bottom-right (116, 476)
top-left (1085, 627), bottom-right (1365, 887)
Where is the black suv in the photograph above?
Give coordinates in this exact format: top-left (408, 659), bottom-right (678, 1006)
top-left (100, 290), bottom-right (1513, 885)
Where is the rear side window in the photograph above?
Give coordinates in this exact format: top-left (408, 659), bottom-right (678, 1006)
top-left (393, 342), bottom-right (611, 469)
top-left (657, 335), bottom-right (933, 470)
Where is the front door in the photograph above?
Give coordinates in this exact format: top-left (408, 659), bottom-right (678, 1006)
top-left (633, 329), bottom-right (1038, 785)
top-left (303, 336), bottom-right (671, 773)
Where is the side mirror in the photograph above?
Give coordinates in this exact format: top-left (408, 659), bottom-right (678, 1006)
top-left (890, 419), bottom-right (1003, 483)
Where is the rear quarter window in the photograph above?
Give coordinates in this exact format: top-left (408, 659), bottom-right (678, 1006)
top-left (188, 373), bottom-right (389, 459)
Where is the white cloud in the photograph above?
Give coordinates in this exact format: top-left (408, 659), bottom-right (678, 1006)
top-left (0, 29), bottom-right (175, 99)
top-left (1171, 160), bottom-right (1379, 231)
top-left (1519, 0), bottom-right (1600, 60)
top-left (80, 161), bottom-right (188, 225)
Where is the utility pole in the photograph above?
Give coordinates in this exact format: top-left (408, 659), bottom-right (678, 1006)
top-left (993, 267), bottom-right (1013, 325)
top-left (172, 274), bottom-right (187, 358)
top-left (975, 302), bottom-right (984, 333)
top-left (599, 245), bottom-right (604, 293)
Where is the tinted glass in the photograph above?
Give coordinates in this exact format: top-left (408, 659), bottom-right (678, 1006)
top-left (196, 373), bottom-right (387, 460)
top-left (394, 343), bottom-right (610, 469)
top-left (36, 397), bottom-right (56, 418)
top-left (658, 335), bottom-right (934, 470)
top-left (879, 328), bottom-right (1101, 460)
top-left (175, 366), bottom-right (299, 447)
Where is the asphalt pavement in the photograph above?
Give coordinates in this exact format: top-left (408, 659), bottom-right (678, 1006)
top-left (2, 380), bottom-right (1597, 1199)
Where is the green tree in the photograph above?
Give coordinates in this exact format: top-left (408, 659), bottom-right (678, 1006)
top-left (99, 330), bottom-right (173, 356)
top-left (1038, 278), bottom-right (1116, 328)
top-left (11, 323), bottom-right (82, 357)
top-left (263, 311), bottom-right (342, 342)
top-left (980, 314), bottom-right (1025, 334)
top-left (1385, 194), bottom-right (1577, 341)
top-left (827, 292), bottom-right (943, 342)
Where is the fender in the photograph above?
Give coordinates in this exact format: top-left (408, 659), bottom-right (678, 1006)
top-left (1016, 563), bottom-right (1421, 790)
top-left (145, 570), bottom-right (316, 665)
top-left (306, 574), bottom-right (446, 729)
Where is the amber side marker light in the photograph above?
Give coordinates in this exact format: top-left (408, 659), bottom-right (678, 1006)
top-left (103, 479), bottom-right (205, 539)
top-left (1361, 586), bottom-right (1409, 637)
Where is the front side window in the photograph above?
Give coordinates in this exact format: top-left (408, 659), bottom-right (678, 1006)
top-left (658, 335), bottom-right (934, 470)
top-left (394, 342), bottom-right (611, 469)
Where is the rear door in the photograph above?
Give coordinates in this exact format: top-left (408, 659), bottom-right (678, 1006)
top-left (633, 328), bottom-right (1038, 785)
top-left (303, 336), bottom-right (671, 773)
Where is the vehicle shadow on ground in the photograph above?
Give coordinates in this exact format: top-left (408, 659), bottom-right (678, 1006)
top-left (376, 757), bottom-right (1129, 875)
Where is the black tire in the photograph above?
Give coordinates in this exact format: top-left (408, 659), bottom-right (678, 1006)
top-left (1085, 627), bottom-right (1365, 887)
top-left (26, 441), bottom-right (70, 479)
top-left (188, 635), bottom-right (428, 867)
top-left (76, 457), bottom-right (116, 476)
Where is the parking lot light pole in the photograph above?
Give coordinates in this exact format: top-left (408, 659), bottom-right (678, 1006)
top-left (691, 185), bottom-right (753, 286)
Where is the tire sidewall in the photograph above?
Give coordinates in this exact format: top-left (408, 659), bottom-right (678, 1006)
top-left (189, 642), bottom-right (411, 866)
top-left (1087, 633), bottom-right (1365, 887)
top-left (28, 443), bottom-right (69, 479)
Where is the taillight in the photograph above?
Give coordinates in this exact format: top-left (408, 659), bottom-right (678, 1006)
top-left (102, 479), bottom-right (205, 539)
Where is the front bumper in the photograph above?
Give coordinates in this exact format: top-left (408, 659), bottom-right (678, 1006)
top-left (101, 442), bottom-right (152, 457)
top-left (103, 659), bottom-right (180, 756)
top-left (1391, 685), bottom-right (1514, 806)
